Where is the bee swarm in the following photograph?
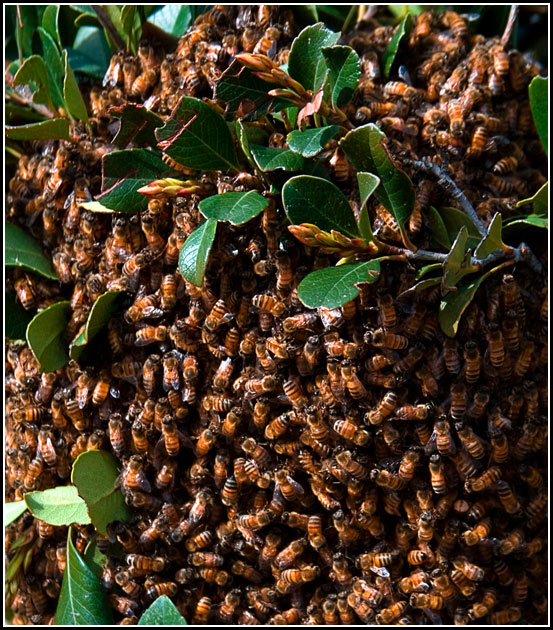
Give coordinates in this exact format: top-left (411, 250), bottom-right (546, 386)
top-left (6, 6), bottom-right (547, 625)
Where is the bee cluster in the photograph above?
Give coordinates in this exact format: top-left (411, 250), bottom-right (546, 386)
top-left (6, 5), bottom-right (548, 625)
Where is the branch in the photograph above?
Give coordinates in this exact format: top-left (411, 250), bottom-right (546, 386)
top-left (501, 5), bottom-right (519, 49)
top-left (405, 159), bottom-right (488, 237)
top-left (91, 5), bottom-right (126, 51)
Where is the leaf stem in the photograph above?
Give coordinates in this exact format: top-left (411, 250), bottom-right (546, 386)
top-left (404, 159), bottom-right (488, 237)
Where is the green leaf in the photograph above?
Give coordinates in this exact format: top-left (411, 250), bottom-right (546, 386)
top-left (72, 450), bottom-right (131, 536)
top-left (55, 528), bottom-right (114, 625)
top-left (357, 172), bottom-right (380, 242)
top-left (389, 5), bottom-right (424, 18)
top-left (5, 222), bottom-right (58, 279)
top-left (283, 175), bottom-right (359, 238)
top-left (439, 262), bottom-right (512, 337)
top-left (38, 27), bottom-right (65, 109)
top-left (178, 219), bottom-right (218, 287)
top-left (383, 12), bottom-right (413, 78)
top-left (427, 206), bottom-right (452, 251)
top-left (5, 118), bottom-right (71, 141)
top-left (26, 301), bottom-right (71, 373)
top-left (83, 537), bottom-right (108, 579)
top-left (69, 291), bottom-right (125, 361)
top-left (398, 276), bottom-right (442, 298)
top-left (298, 260), bottom-right (382, 308)
top-left (111, 104), bottom-right (165, 149)
top-left (215, 64), bottom-right (289, 121)
top-left (250, 144), bottom-right (305, 172)
top-left (120, 6), bottom-right (141, 54)
top-left (416, 263), bottom-right (442, 280)
top-left (529, 76), bottom-right (547, 155)
top-left (97, 149), bottom-right (175, 213)
top-left (474, 213), bottom-right (506, 260)
top-left (288, 23), bottom-right (340, 93)
top-left (25, 486), bottom-right (91, 526)
top-left (5, 501), bottom-right (28, 527)
top-left (443, 226), bottom-right (475, 289)
top-left (287, 125), bottom-right (339, 158)
top-left (68, 26), bottom-right (111, 78)
top-left (236, 120), bottom-right (268, 169)
top-left (13, 55), bottom-right (56, 113)
top-left (199, 191), bottom-right (269, 226)
top-left (148, 5), bottom-right (192, 35)
top-left (6, 291), bottom-right (35, 341)
top-left (138, 596), bottom-right (188, 626)
top-left (321, 45), bottom-right (361, 106)
top-left (438, 206), bottom-right (482, 249)
top-left (156, 97), bottom-right (239, 171)
top-left (15, 6), bottom-right (41, 60)
top-left (5, 102), bottom-right (46, 125)
top-left (292, 6), bottom-right (319, 28)
top-left (516, 181), bottom-right (548, 215)
top-left (42, 5), bottom-right (61, 47)
top-left (504, 214), bottom-right (548, 231)
top-left (357, 171), bottom-right (380, 208)
top-left (63, 50), bottom-right (89, 124)
top-left (340, 123), bottom-right (415, 244)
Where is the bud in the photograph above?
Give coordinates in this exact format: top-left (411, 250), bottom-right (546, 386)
top-left (330, 230), bottom-right (353, 248)
top-left (138, 178), bottom-right (204, 197)
top-left (235, 53), bottom-right (276, 73)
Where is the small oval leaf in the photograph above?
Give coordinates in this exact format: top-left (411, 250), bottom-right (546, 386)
top-left (156, 97), bottom-right (239, 171)
top-left (6, 222), bottom-right (58, 279)
top-left (287, 125), bottom-right (339, 158)
top-left (438, 206), bottom-right (482, 249)
top-left (439, 262), bottom-right (512, 337)
top-left (516, 181), bottom-right (547, 215)
top-left (236, 119), bottom-right (268, 168)
top-left (398, 276), bottom-right (442, 298)
top-left (178, 219), bottom-right (218, 287)
top-left (38, 26), bottom-right (65, 109)
top-left (443, 226), bottom-right (476, 290)
top-left (25, 486), bottom-right (91, 526)
top-left (71, 450), bottom-right (131, 536)
top-left (250, 144), bottom-right (305, 172)
top-left (148, 5), bottom-right (192, 35)
top-left (5, 501), bottom-right (28, 527)
top-left (69, 291), bottom-right (125, 361)
top-left (416, 263), bottom-right (442, 280)
top-left (357, 171), bottom-right (380, 208)
top-left (474, 213), bottom-right (507, 260)
top-left (340, 124), bottom-right (415, 245)
top-left (26, 301), bottom-right (71, 373)
top-left (283, 175), bottom-right (359, 238)
top-left (6, 291), bottom-right (35, 340)
top-left (13, 55), bottom-right (55, 112)
top-left (97, 149), bottom-right (176, 213)
top-left (298, 260), bottom-right (382, 309)
top-left (288, 23), bottom-right (340, 92)
top-left (321, 45), bottom-right (361, 106)
top-left (383, 12), bottom-right (414, 78)
top-left (138, 596), bottom-right (188, 625)
top-left (111, 104), bottom-right (165, 149)
top-left (5, 118), bottom-right (71, 141)
top-left (199, 191), bottom-right (268, 225)
top-left (504, 215), bottom-right (548, 231)
top-left (55, 528), bottom-right (114, 625)
top-left (427, 206), bottom-right (452, 251)
top-left (529, 76), bottom-right (547, 155)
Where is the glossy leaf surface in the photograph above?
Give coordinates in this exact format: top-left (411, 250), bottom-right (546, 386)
top-left (438, 206), bottom-right (482, 249)
top-left (474, 213), bottom-right (507, 260)
top-left (427, 206), bottom-right (452, 251)
top-left (250, 144), bottom-right (305, 172)
top-left (341, 124), bottom-right (415, 244)
top-left (383, 12), bottom-right (413, 77)
top-left (288, 23), bottom-right (340, 92)
top-left (156, 97), bottom-right (239, 171)
top-left (63, 50), bottom-right (89, 123)
top-left (321, 45), bottom-right (361, 106)
top-left (6, 118), bottom-right (71, 141)
top-left (6, 291), bottom-right (35, 341)
top-left (199, 191), bottom-right (269, 225)
top-left (178, 219), bottom-right (218, 287)
top-left (25, 486), bottom-right (90, 526)
top-left (529, 76), bottom-right (548, 155)
top-left (111, 104), bottom-right (165, 149)
top-left (72, 450), bottom-right (131, 536)
top-left (69, 291), bottom-right (125, 360)
top-left (443, 226), bottom-right (475, 289)
top-left (26, 301), bottom-right (71, 373)
top-left (148, 5), bottom-right (192, 35)
top-left (55, 529), bottom-right (113, 625)
top-left (4, 501), bottom-right (28, 527)
top-left (298, 260), bottom-right (381, 308)
top-left (287, 125), bottom-right (339, 157)
top-left (13, 55), bottom-right (55, 112)
top-left (138, 596), bottom-right (188, 625)
top-left (5, 222), bottom-right (58, 279)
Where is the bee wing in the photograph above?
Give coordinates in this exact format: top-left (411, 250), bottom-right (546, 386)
top-left (370, 566), bottom-right (390, 578)
top-left (423, 431), bottom-right (438, 456)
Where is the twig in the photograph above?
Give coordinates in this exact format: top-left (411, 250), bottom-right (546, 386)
top-left (501, 5), bottom-right (519, 49)
top-left (405, 159), bottom-right (488, 237)
top-left (91, 5), bottom-right (126, 51)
